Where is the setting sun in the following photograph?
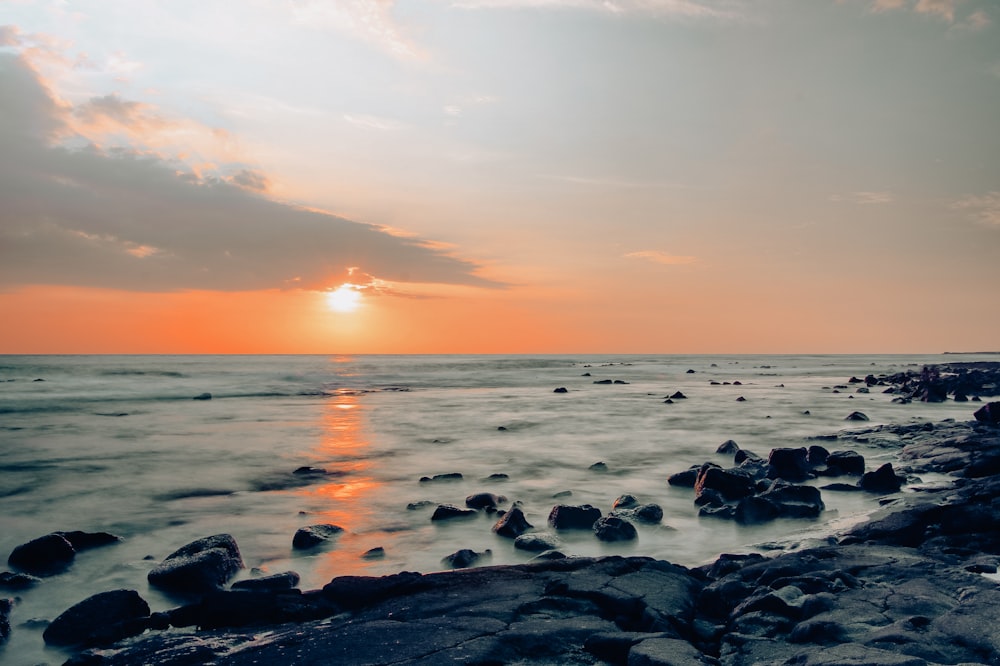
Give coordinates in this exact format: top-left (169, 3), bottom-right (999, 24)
top-left (325, 284), bottom-right (362, 313)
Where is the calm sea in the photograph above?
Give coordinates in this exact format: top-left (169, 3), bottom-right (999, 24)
top-left (0, 354), bottom-right (991, 663)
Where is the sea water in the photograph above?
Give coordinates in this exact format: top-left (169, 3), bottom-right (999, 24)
top-left (0, 354), bottom-right (991, 664)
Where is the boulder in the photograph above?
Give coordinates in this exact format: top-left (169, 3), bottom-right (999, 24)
top-left (230, 571), bottom-right (300, 592)
top-left (7, 533), bottom-right (76, 576)
top-left (419, 473), bottom-right (463, 483)
top-left (0, 598), bottom-right (10, 644)
top-left (593, 516), bottom-right (637, 542)
top-left (694, 464), bottom-right (756, 503)
top-left (513, 533), bottom-right (562, 552)
top-left (823, 450), bottom-right (866, 476)
top-left (0, 571), bottom-right (40, 590)
top-left (553, 387), bottom-right (568, 393)
top-left (548, 504), bottom-right (602, 530)
top-left (974, 401), bottom-right (1000, 424)
top-left (667, 467), bottom-right (699, 487)
top-left (441, 549), bottom-right (490, 569)
top-left (717, 439), bottom-right (740, 455)
top-left (614, 503), bottom-right (664, 524)
top-left (860, 463), bottom-right (904, 494)
top-left (430, 504), bottom-right (477, 521)
top-left (147, 534), bottom-right (244, 593)
top-left (492, 507), bottom-right (533, 538)
top-left (612, 494), bottom-right (639, 510)
top-left (57, 531), bottom-right (123, 551)
top-left (465, 492), bottom-right (507, 510)
top-left (43, 589), bottom-right (150, 647)
top-left (292, 524), bottom-right (345, 548)
top-left (845, 411), bottom-right (869, 421)
top-left (767, 448), bottom-right (811, 481)
top-left (806, 445), bottom-right (829, 466)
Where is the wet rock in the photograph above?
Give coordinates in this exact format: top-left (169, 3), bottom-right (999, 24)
top-left (822, 450), bottom-right (866, 476)
top-left (974, 401), bottom-right (1000, 424)
top-left (492, 506), bottom-right (533, 538)
top-left (670, 391), bottom-right (687, 399)
top-left (419, 472), bottom-right (463, 483)
top-left (860, 463), bottom-right (904, 493)
top-left (613, 504), bottom-right (664, 524)
top-left (717, 439), bottom-right (740, 455)
top-left (230, 571), bottom-right (300, 592)
top-left (593, 515), bottom-right (638, 542)
top-left (57, 531), bottom-right (123, 551)
top-left (362, 547), bottom-right (386, 560)
top-left (406, 500), bottom-right (434, 511)
top-left (0, 598), bottom-right (10, 645)
top-left (613, 494), bottom-right (639, 510)
top-left (293, 524), bottom-right (345, 548)
top-left (589, 461), bottom-right (609, 472)
top-left (192, 392), bottom-right (212, 400)
top-left (147, 534), bottom-right (244, 593)
top-left (548, 504), bottom-right (602, 530)
top-left (736, 396), bottom-right (747, 402)
top-left (0, 571), bottom-right (40, 590)
top-left (431, 504), bottom-right (477, 521)
top-left (767, 447), bottom-right (811, 481)
top-left (43, 589), bottom-right (150, 647)
top-left (734, 449), bottom-right (762, 464)
top-left (514, 533), bottom-right (562, 552)
top-left (806, 445), bottom-right (829, 466)
top-left (735, 484), bottom-right (824, 524)
top-left (845, 411), bottom-right (869, 421)
top-left (553, 387), bottom-right (568, 393)
top-left (667, 466), bottom-right (699, 487)
top-left (7, 533), bottom-right (76, 576)
top-left (441, 548), bottom-right (490, 569)
top-left (694, 464), bottom-right (756, 503)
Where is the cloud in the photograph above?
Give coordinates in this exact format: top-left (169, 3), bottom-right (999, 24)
top-left (448, 0), bottom-right (740, 18)
top-left (0, 52), bottom-right (497, 293)
top-left (952, 192), bottom-right (1000, 227)
top-left (342, 113), bottom-right (408, 131)
top-left (287, 0), bottom-right (422, 60)
top-left (830, 191), bottom-right (894, 205)
top-left (625, 251), bottom-right (698, 265)
top-left (855, 0), bottom-right (971, 22)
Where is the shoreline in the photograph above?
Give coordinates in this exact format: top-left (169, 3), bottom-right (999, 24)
top-left (33, 410), bottom-right (1000, 665)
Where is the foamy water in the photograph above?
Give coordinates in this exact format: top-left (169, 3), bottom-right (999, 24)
top-left (0, 354), bottom-right (989, 664)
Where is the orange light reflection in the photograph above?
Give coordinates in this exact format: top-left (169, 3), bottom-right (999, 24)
top-left (294, 390), bottom-right (384, 578)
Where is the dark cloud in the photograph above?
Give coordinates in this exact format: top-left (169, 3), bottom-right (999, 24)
top-left (0, 52), bottom-right (498, 292)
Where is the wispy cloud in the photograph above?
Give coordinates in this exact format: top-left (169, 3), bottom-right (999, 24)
top-left (0, 50), bottom-right (496, 292)
top-left (830, 191), bottom-right (894, 205)
top-left (856, 0), bottom-right (973, 23)
top-left (287, 0), bottom-right (422, 60)
top-left (449, 0), bottom-right (741, 19)
top-left (343, 113), bottom-right (408, 131)
top-left (952, 192), bottom-right (1000, 227)
top-left (625, 251), bottom-right (698, 265)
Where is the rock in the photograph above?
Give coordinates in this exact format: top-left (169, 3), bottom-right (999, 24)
top-left (230, 571), bottom-right (300, 592)
top-left (431, 504), bottom-right (477, 521)
top-left (613, 504), bottom-right (664, 524)
top-left (43, 589), bottom-right (150, 647)
top-left (0, 571), bottom-right (41, 590)
top-left (492, 507), bottom-right (533, 538)
top-left (57, 531), bottom-right (123, 551)
top-left (627, 636), bottom-right (708, 665)
top-left (419, 472), bottom-right (463, 483)
top-left (734, 449), bottom-right (762, 464)
top-left (292, 524), bottom-right (345, 548)
top-left (612, 494), bottom-right (640, 510)
top-left (589, 461), bottom-right (609, 472)
top-left (7, 533), bottom-right (76, 576)
top-left (147, 534), bottom-right (244, 593)
top-left (192, 392), bottom-right (212, 400)
top-left (0, 598), bottom-right (10, 645)
top-left (441, 548), bottom-right (490, 569)
top-left (735, 484), bottom-right (825, 524)
top-left (806, 445), bottom-right (829, 466)
top-left (974, 401), bottom-right (1000, 424)
top-left (767, 447), bottom-right (811, 481)
top-left (363, 547), bottom-right (386, 560)
top-left (822, 450), bottom-right (866, 476)
top-left (465, 492), bottom-right (507, 512)
top-left (670, 391), bottom-right (687, 399)
top-left (860, 463), bottom-right (904, 493)
top-left (736, 396), bottom-right (747, 402)
top-left (845, 411), bottom-right (869, 421)
top-left (667, 467), bottom-right (699, 487)
top-left (553, 387), bottom-right (568, 393)
top-left (593, 515), bottom-right (637, 542)
top-left (694, 464), bottom-right (756, 503)
top-left (514, 533), bottom-right (562, 552)
top-left (717, 439), bottom-right (740, 455)
top-left (548, 504), bottom-right (602, 530)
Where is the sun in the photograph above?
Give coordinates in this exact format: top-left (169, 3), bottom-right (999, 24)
top-left (325, 284), bottom-right (362, 313)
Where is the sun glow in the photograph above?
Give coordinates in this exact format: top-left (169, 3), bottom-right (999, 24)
top-left (325, 284), bottom-right (362, 312)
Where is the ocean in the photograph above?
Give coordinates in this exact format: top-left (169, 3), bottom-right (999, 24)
top-left (0, 354), bottom-right (991, 664)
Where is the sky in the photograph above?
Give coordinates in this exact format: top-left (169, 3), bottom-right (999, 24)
top-left (1, 0), bottom-right (998, 354)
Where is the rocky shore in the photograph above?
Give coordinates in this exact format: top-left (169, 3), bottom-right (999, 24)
top-left (4, 365), bottom-right (1000, 665)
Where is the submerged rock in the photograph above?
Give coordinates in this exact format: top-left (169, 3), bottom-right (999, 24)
top-left (293, 524), bottom-right (345, 549)
top-left (0, 598), bottom-right (10, 645)
top-left (548, 504), bottom-right (602, 530)
top-left (7, 533), bottom-right (76, 576)
top-left (230, 571), bottom-right (300, 592)
top-left (430, 504), bottom-right (477, 521)
top-left (860, 463), bottom-right (904, 493)
top-left (43, 589), bottom-right (150, 648)
top-left (492, 507), bottom-right (533, 538)
top-left (147, 534), bottom-right (244, 593)
top-left (441, 548), bottom-right (490, 569)
top-left (593, 515), bottom-right (637, 542)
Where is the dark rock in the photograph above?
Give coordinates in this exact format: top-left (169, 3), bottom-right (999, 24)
top-left (465, 492), bottom-right (507, 510)
top-left (192, 392), bottom-right (212, 400)
top-left (593, 379), bottom-right (613, 384)
top-left (43, 589), bottom-right (150, 647)
top-left (514, 533), bottom-right (562, 552)
top-left (485, 473), bottom-right (510, 481)
top-left (441, 548), bottom-right (490, 569)
top-left (419, 472), bottom-right (463, 483)
top-left (430, 504), bottom-right (477, 521)
top-left (767, 447), bottom-right (811, 481)
top-left (686, 369), bottom-right (696, 373)
top-left (492, 506), bottom-right (533, 538)
top-left (822, 450), bottom-right (866, 476)
top-left (293, 524), bottom-right (345, 548)
top-left (593, 515), bottom-right (638, 542)
top-left (614, 503), bottom-right (664, 524)
top-left (736, 396), bottom-right (747, 402)
top-left (362, 547), bottom-right (386, 560)
top-left (612, 494), bottom-right (639, 509)
top-left (57, 531), bottom-right (123, 551)
top-left (0, 570), bottom-right (41, 590)
top-left (147, 534), bottom-right (244, 593)
top-left (667, 467), bottom-right (699, 487)
top-left (670, 391), bottom-right (687, 399)
top-left (0, 598), bottom-right (10, 644)
top-left (406, 500), bottom-right (434, 510)
top-left (548, 504), bottom-right (602, 530)
top-left (7, 533), bottom-right (76, 576)
top-left (694, 464), bottom-right (756, 503)
top-left (734, 449), bottom-right (762, 464)
top-left (974, 401), bottom-right (1000, 424)
top-left (845, 411), bottom-right (869, 421)
top-left (860, 463), bottom-right (904, 493)
top-left (589, 461), bottom-right (609, 472)
top-left (806, 445), bottom-right (829, 466)
top-left (553, 387), bottom-right (568, 393)
top-left (230, 571), bottom-right (300, 592)
top-left (717, 439), bottom-right (740, 455)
